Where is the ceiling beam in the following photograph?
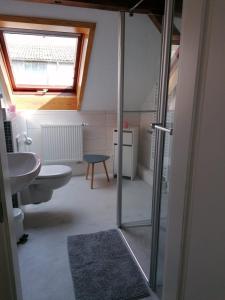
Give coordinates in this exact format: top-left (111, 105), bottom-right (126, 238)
top-left (149, 15), bottom-right (181, 45)
top-left (20, 0), bottom-right (166, 15)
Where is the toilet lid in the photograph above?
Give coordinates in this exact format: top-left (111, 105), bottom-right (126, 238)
top-left (37, 165), bottom-right (72, 179)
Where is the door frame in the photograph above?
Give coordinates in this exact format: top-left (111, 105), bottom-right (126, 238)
top-left (161, 0), bottom-right (208, 299)
top-left (0, 107), bottom-right (23, 300)
top-left (149, 0), bottom-right (175, 289)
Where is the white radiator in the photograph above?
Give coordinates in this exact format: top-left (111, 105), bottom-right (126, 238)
top-left (41, 124), bottom-right (83, 163)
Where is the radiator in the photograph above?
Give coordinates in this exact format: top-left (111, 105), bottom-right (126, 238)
top-left (41, 124), bottom-right (83, 163)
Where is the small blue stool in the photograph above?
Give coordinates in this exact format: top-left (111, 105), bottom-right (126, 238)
top-left (83, 154), bottom-right (110, 189)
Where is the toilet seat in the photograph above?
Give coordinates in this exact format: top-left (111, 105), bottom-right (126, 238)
top-left (20, 164), bottom-right (72, 205)
top-left (36, 165), bottom-right (72, 179)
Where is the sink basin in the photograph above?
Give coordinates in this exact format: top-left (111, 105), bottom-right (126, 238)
top-left (7, 152), bottom-right (41, 194)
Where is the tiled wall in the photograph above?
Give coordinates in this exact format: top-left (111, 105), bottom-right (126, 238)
top-left (137, 112), bottom-right (156, 186)
top-left (20, 111), bottom-right (115, 175)
top-left (138, 112), bottom-right (156, 169)
top-left (10, 110), bottom-right (155, 180)
top-left (12, 111), bottom-right (140, 176)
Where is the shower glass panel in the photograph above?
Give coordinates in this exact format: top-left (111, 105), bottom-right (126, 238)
top-left (120, 12), bottom-right (163, 277)
top-left (155, 0), bottom-right (183, 296)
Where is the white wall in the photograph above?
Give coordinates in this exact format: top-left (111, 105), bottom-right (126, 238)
top-left (0, 0), bottom-right (162, 179)
top-left (0, 0), bottom-right (118, 111)
top-left (182, 1), bottom-right (225, 299)
top-left (0, 108), bottom-right (23, 300)
top-left (0, 0), bottom-right (161, 112)
top-left (124, 14), bottom-right (161, 111)
top-left (163, 0), bottom-right (225, 299)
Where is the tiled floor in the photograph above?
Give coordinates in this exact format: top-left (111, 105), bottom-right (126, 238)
top-left (17, 175), bottom-right (155, 300)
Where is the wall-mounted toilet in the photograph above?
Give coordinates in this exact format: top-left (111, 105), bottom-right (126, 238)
top-left (20, 165), bottom-right (72, 205)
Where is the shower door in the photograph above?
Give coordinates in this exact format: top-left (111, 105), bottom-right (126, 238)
top-left (117, 0), bottom-right (183, 290)
top-left (150, 0), bottom-right (183, 296)
top-left (117, 10), bottom-right (163, 278)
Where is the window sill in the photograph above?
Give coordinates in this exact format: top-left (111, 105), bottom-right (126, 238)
top-left (12, 93), bottom-right (78, 110)
top-left (12, 91), bottom-right (75, 96)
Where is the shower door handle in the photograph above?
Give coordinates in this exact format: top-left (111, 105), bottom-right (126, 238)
top-left (151, 123), bottom-right (173, 135)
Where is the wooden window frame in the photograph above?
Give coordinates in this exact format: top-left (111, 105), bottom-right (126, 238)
top-left (0, 30), bottom-right (83, 94)
top-left (0, 15), bottom-right (96, 110)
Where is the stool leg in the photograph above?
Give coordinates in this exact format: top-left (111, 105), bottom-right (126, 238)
top-left (86, 163), bottom-right (90, 180)
top-left (91, 163), bottom-right (95, 189)
top-left (103, 161), bottom-right (110, 182)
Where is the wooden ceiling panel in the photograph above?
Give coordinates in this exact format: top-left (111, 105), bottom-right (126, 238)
top-left (21, 0), bottom-right (166, 15)
top-left (19, 0), bottom-right (182, 17)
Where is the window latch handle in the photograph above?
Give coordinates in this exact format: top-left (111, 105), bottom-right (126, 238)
top-left (36, 89), bottom-right (48, 95)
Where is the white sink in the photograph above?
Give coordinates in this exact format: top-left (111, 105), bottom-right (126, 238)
top-left (7, 152), bottom-right (41, 194)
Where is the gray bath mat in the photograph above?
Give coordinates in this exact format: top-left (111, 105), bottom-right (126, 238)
top-left (67, 229), bottom-right (150, 300)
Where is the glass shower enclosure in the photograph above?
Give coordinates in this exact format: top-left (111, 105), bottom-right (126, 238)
top-left (116, 0), bottom-right (183, 297)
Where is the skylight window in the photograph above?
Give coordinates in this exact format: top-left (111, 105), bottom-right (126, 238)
top-left (0, 15), bottom-right (95, 110)
top-left (1, 32), bottom-right (81, 92)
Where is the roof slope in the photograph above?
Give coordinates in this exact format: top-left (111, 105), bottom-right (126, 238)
top-left (9, 45), bottom-right (76, 63)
